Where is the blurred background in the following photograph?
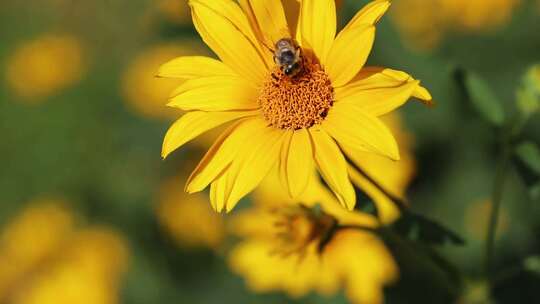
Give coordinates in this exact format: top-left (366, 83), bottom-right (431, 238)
top-left (0, 0), bottom-right (539, 303)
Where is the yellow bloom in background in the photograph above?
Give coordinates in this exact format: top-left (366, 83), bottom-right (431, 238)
top-left (0, 199), bottom-right (129, 304)
top-left (160, 0), bottom-right (432, 213)
top-left (156, 176), bottom-right (225, 249)
top-left (157, 0), bottom-right (192, 25)
top-left (0, 200), bottom-right (74, 299)
top-left (439, 0), bottom-right (520, 31)
top-left (122, 41), bottom-right (209, 120)
top-left (390, 0), bottom-right (445, 50)
top-left (348, 114), bottom-right (416, 224)
top-left (11, 228), bottom-right (129, 304)
top-left (5, 34), bottom-right (85, 102)
top-left (391, 0), bottom-right (521, 51)
top-left (228, 175), bottom-right (398, 304)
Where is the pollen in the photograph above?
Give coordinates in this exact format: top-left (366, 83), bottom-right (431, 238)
top-left (258, 59), bottom-right (334, 130)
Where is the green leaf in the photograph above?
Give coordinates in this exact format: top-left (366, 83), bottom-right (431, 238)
top-left (523, 255), bottom-right (540, 276)
top-left (530, 182), bottom-right (540, 200)
top-left (515, 142), bottom-right (540, 175)
top-left (392, 211), bottom-right (465, 246)
top-left (464, 72), bottom-right (505, 126)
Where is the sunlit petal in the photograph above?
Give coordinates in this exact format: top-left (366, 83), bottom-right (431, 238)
top-left (167, 76), bottom-right (259, 111)
top-left (157, 56), bottom-right (236, 79)
top-left (298, 0), bottom-right (336, 64)
top-left (190, 0), bottom-right (268, 83)
top-left (162, 110), bottom-right (258, 158)
top-left (310, 128), bottom-right (356, 210)
top-left (323, 102), bottom-right (399, 160)
top-left (326, 25), bottom-right (375, 88)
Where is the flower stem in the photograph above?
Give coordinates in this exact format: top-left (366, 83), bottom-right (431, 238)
top-left (342, 153), bottom-right (408, 213)
top-left (485, 140), bottom-right (511, 280)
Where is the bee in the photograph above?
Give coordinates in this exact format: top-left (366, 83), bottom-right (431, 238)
top-left (273, 38), bottom-right (303, 77)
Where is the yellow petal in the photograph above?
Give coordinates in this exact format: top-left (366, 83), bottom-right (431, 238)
top-left (341, 81), bottom-right (418, 117)
top-left (309, 128), bottom-right (356, 210)
top-left (336, 67), bottom-right (432, 116)
top-left (161, 110), bottom-right (257, 159)
top-left (326, 25), bottom-right (375, 88)
top-left (282, 0), bottom-right (301, 37)
top-left (412, 85), bottom-right (433, 102)
top-left (238, 0), bottom-right (290, 48)
top-left (157, 56), bottom-right (235, 79)
top-left (212, 126), bottom-right (284, 212)
top-left (167, 76), bottom-right (259, 111)
top-left (357, 67), bottom-right (433, 103)
top-left (190, 0), bottom-right (268, 83)
top-left (279, 128), bottom-right (314, 198)
top-left (186, 118), bottom-right (263, 193)
top-left (210, 171), bottom-right (229, 212)
top-left (343, 0), bottom-right (390, 31)
top-left (323, 102), bottom-right (399, 160)
top-left (298, 0), bottom-right (336, 64)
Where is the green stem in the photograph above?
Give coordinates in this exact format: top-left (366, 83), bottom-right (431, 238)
top-left (485, 138), bottom-right (511, 280)
top-left (342, 153), bottom-right (408, 214)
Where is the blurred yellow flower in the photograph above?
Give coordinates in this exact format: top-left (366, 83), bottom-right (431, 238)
top-left (5, 34), bottom-right (85, 102)
top-left (228, 176), bottom-right (398, 304)
top-left (391, 0), bottom-right (521, 51)
top-left (122, 42), bottom-right (209, 120)
top-left (157, 0), bottom-right (192, 24)
top-left (11, 228), bottom-right (129, 304)
top-left (156, 176), bottom-right (225, 249)
top-left (0, 199), bottom-right (74, 299)
top-left (0, 199), bottom-right (129, 304)
top-left (160, 0), bottom-right (431, 213)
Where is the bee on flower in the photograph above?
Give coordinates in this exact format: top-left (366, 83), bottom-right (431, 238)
top-left (159, 0), bottom-right (432, 212)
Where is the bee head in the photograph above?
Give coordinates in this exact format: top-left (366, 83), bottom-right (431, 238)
top-left (283, 62), bottom-right (301, 77)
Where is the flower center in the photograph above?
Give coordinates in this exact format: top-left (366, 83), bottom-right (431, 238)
top-left (258, 57), bottom-right (334, 130)
top-left (270, 205), bottom-right (337, 258)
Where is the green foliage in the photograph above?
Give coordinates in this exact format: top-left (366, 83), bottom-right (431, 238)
top-left (515, 142), bottom-right (540, 175)
top-left (523, 256), bottom-right (540, 276)
top-left (392, 211), bottom-right (465, 246)
top-left (514, 141), bottom-right (540, 200)
top-left (517, 65), bottom-right (540, 117)
top-left (464, 72), bottom-right (505, 126)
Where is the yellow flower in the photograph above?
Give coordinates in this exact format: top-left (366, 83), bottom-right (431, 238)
top-left (0, 199), bottom-right (74, 299)
top-left (391, 0), bottom-right (520, 50)
top-left (160, 0), bottom-right (432, 212)
top-left (228, 175), bottom-right (398, 304)
top-left (157, 0), bottom-right (192, 24)
top-left (11, 228), bottom-right (129, 304)
top-left (439, 0), bottom-right (520, 31)
top-left (122, 42), bottom-right (209, 120)
top-left (390, 0), bottom-right (445, 50)
top-left (156, 176), bottom-right (225, 249)
top-left (0, 199), bottom-right (129, 304)
top-left (5, 34), bottom-right (85, 102)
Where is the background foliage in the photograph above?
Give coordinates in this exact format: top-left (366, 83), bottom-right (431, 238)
top-left (0, 0), bottom-right (539, 303)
